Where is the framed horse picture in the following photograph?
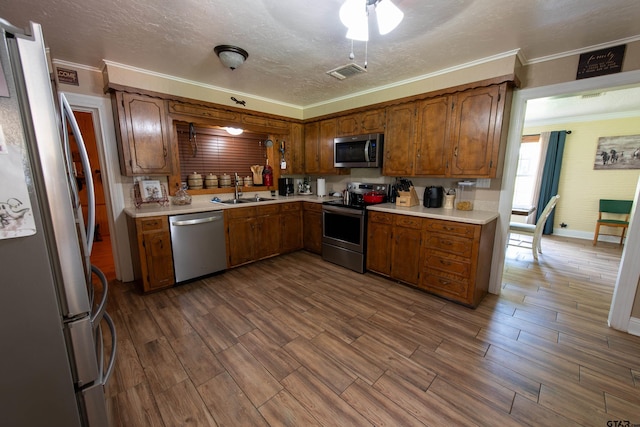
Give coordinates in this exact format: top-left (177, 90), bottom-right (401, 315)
top-left (594, 134), bottom-right (640, 170)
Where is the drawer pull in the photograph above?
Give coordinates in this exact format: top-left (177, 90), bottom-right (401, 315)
top-left (439, 260), bottom-right (452, 266)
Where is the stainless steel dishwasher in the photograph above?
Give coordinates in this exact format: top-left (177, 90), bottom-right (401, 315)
top-left (169, 211), bottom-right (227, 282)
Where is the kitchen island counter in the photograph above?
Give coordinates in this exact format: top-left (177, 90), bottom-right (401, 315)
top-left (367, 203), bottom-right (499, 225)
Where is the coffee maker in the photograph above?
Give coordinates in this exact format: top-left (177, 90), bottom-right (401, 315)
top-left (278, 178), bottom-right (295, 196)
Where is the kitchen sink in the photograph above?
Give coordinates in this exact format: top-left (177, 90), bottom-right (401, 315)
top-left (239, 197), bottom-right (275, 202)
top-left (219, 199), bottom-right (249, 204)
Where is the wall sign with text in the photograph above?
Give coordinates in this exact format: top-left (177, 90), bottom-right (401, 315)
top-left (576, 45), bottom-right (626, 80)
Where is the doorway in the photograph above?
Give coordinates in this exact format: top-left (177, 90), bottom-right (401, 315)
top-left (69, 111), bottom-right (116, 281)
top-left (492, 69), bottom-right (640, 334)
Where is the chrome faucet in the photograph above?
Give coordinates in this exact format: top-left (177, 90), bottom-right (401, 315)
top-left (234, 172), bottom-right (242, 199)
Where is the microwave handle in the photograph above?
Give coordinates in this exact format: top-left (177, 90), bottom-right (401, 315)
top-left (364, 140), bottom-right (371, 163)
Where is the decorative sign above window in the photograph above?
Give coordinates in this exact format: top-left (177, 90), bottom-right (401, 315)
top-left (576, 45), bottom-right (626, 80)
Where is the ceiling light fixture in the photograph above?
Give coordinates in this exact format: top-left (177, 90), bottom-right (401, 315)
top-left (214, 45), bottom-right (249, 70)
top-left (224, 127), bottom-right (244, 136)
top-left (339, 0), bottom-right (404, 42)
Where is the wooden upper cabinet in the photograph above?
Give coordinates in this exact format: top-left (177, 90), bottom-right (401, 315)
top-left (382, 103), bottom-right (416, 176)
top-left (319, 119), bottom-right (338, 174)
top-left (282, 123), bottom-right (305, 175)
top-left (336, 109), bottom-right (385, 136)
top-left (304, 121), bottom-right (320, 174)
top-left (382, 82), bottom-right (511, 178)
top-left (305, 119), bottom-right (342, 175)
top-left (449, 84), bottom-right (507, 178)
top-left (414, 96), bottom-right (451, 176)
top-left (113, 92), bottom-right (173, 176)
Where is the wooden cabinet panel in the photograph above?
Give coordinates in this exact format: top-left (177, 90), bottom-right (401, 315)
top-left (415, 96), bottom-right (451, 176)
top-left (336, 109), bottom-right (385, 136)
top-left (366, 212), bottom-right (393, 276)
top-left (449, 84), bottom-right (507, 178)
top-left (391, 224), bottom-right (423, 285)
top-left (304, 122), bottom-right (320, 174)
top-left (382, 103), bottom-right (416, 176)
top-left (113, 92), bottom-right (172, 176)
top-left (130, 216), bottom-right (174, 292)
top-left (303, 202), bottom-right (322, 254)
top-left (281, 203), bottom-right (303, 253)
top-left (227, 215), bottom-right (257, 267)
top-left (257, 214), bottom-right (280, 259)
top-left (282, 123), bottom-right (305, 175)
top-left (319, 119), bottom-right (338, 174)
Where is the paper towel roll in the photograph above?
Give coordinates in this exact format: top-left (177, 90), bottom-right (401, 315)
top-left (317, 178), bottom-right (326, 197)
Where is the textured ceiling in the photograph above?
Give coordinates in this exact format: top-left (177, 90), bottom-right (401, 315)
top-left (2, 0), bottom-right (640, 109)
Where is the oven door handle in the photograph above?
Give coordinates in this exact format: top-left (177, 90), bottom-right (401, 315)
top-left (323, 205), bottom-right (365, 217)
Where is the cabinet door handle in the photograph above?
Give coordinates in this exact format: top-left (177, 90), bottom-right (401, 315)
top-left (454, 146), bottom-right (458, 157)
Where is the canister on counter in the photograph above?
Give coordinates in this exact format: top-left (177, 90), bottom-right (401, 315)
top-left (187, 172), bottom-right (203, 189)
top-left (204, 173), bottom-right (218, 188)
top-left (456, 181), bottom-right (475, 211)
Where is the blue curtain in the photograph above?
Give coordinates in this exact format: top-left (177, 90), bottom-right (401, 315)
top-left (536, 130), bottom-right (567, 234)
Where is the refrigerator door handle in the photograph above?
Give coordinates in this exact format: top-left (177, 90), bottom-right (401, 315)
top-left (101, 312), bottom-right (117, 384)
top-left (60, 93), bottom-right (95, 254)
top-left (90, 265), bottom-right (108, 328)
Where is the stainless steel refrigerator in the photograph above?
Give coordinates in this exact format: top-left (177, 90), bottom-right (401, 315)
top-left (0, 19), bottom-right (116, 426)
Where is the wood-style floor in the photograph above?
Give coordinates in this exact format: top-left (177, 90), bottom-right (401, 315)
top-left (103, 236), bottom-right (640, 426)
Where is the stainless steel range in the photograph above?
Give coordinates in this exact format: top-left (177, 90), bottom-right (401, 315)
top-left (322, 182), bottom-right (389, 273)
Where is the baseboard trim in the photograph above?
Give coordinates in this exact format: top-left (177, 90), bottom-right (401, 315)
top-left (628, 317), bottom-right (640, 337)
top-left (552, 228), bottom-right (624, 244)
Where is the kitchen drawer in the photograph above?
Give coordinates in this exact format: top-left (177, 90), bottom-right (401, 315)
top-left (257, 204), bottom-right (280, 216)
top-left (424, 233), bottom-right (472, 257)
top-left (369, 211), bottom-right (393, 224)
top-left (426, 219), bottom-right (477, 238)
top-left (303, 202), bottom-right (322, 212)
top-left (424, 251), bottom-right (470, 277)
top-left (140, 217), bottom-right (166, 231)
top-left (280, 202), bottom-right (301, 212)
top-left (226, 206), bottom-right (257, 219)
top-left (421, 270), bottom-right (469, 298)
top-left (394, 215), bottom-right (423, 229)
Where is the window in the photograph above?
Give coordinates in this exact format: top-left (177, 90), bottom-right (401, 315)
top-left (513, 135), bottom-right (542, 207)
top-left (176, 124), bottom-right (268, 182)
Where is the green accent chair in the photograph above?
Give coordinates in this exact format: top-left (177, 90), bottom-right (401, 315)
top-left (592, 199), bottom-right (633, 246)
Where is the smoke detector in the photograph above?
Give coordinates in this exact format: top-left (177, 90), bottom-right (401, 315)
top-left (326, 63), bottom-right (367, 80)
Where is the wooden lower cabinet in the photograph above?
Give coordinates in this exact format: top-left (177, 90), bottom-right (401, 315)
top-left (420, 217), bottom-right (496, 307)
top-left (390, 215), bottom-right (423, 286)
top-left (302, 202), bottom-right (323, 254)
top-left (367, 212), bottom-right (422, 286)
top-left (366, 211), bottom-right (393, 276)
top-left (127, 215), bottom-right (175, 293)
top-left (226, 205), bottom-right (282, 267)
top-left (280, 202), bottom-right (303, 253)
top-left (367, 211), bottom-right (496, 307)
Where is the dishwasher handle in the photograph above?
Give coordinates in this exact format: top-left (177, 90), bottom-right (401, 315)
top-left (171, 215), bottom-right (222, 227)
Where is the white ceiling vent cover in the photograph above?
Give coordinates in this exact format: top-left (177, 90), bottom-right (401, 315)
top-left (326, 63), bottom-right (367, 80)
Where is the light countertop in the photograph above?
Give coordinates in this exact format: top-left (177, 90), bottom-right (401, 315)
top-left (124, 193), bottom-right (337, 218)
top-left (125, 194), bottom-right (499, 225)
top-left (367, 203), bottom-right (499, 225)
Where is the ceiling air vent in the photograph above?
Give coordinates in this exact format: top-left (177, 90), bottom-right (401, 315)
top-left (326, 63), bottom-right (367, 80)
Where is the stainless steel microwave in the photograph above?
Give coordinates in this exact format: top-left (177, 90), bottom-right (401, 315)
top-left (334, 133), bottom-right (384, 168)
